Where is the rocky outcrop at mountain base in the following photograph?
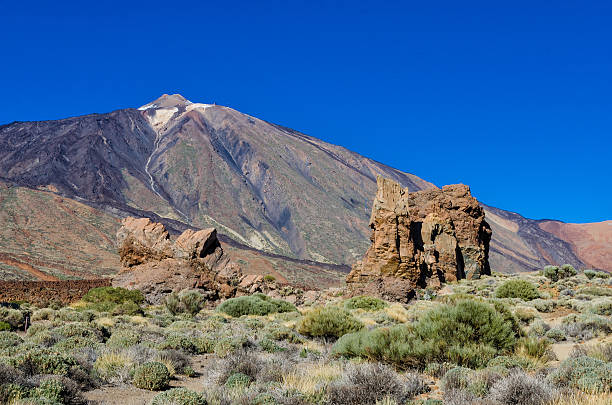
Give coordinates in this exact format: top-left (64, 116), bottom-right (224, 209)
top-left (347, 176), bottom-right (492, 302)
top-left (112, 217), bottom-right (322, 305)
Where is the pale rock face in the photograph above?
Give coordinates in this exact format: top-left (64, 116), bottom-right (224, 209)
top-left (116, 217), bottom-right (174, 267)
top-left (347, 176), bottom-right (492, 302)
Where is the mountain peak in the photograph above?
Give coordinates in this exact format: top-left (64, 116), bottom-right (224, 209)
top-left (138, 94), bottom-right (192, 110)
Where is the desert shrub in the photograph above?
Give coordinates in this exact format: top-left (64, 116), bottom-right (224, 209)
top-left (528, 319), bottom-right (550, 337)
top-left (150, 387), bottom-right (207, 405)
top-left (93, 350), bottom-right (135, 383)
top-left (584, 270), bottom-right (610, 280)
top-left (326, 363), bottom-right (426, 405)
top-left (513, 306), bottom-right (538, 323)
top-left (297, 306), bottom-right (364, 339)
top-left (218, 350), bottom-right (260, 384)
top-left (560, 313), bottom-right (611, 339)
top-left (529, 299), bottom-right (555, 313)
top-left (165, 290), bottom-right (206, 316)
top-left (545, 328), bottom-right (566, 342)
top-left (263, 275), bottom-right (276, 283)
top-left (579, 287), bottom-right (612, 297)
top-left (106, 329), bottom-right (140, 348)
top-left (487, 355), bottom-right (537, 371)
top-left (344, 296), bottom-right (388, 311)
top-left (0, 331), bottom-right (23, 350)
top-left (423, 362), bottom-right (454, 378)
top-left (441, 367), bottom-right (472, 391)
top-left (547, 356), bottom-right (611, 393)
top-left (570, 343), bottom-right (612, 362)
top-left (29, 376), bottom-right (84, 404)
top-left (217, 294), bottom-right (296, 317)
top-left (495, 280), bottom-right (540, 301)
top-left (0, 308), bottom-right (24, 330)
top-left (262, 323), bottom-right (304, 344)
top-left (0, 322), bottom-right (10, 332)
top-left (81, 286), bottom-right (143, 313)
top-left (488, 371), bottom-right (556, 405)
top-left (333, 300), bottom-right (517, 369)
top-left (6, 348), bottom-right (82, 378)
top-left (52, 323), bottom-right (104, 342)
top-left (57, 309), bottom-right (94, 323)
top-left (31, 309), bottom-right (56, 322)
top-left (155, 350), bottom-right (191, 376)
top-left (132, 362), bottom-right (170, 391)
top-left (516, 337), bottom-right (555, 361)
top-left (544, 264), bottom-right (576, 281)
top-left (588, 298), bottom-right (612, 316)
top-left (53, 336), bottom-right (100, 352)
top-left (225, 372), bottom-right (252, 388)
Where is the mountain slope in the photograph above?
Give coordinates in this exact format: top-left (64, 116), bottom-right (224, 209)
top-left (0, 94), bottom-right (609, 280)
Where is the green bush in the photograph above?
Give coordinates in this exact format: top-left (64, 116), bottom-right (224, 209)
top-left (516, 337), bottom-right (554, 360)
top-left (106, 330), bottom-right (141, 348)
top-left (225, 372), bottom-right (252, 388)
top-left (584, 270), bottom-right (610, 279)
top-left (548, 356), bottom-right (612, 393)
top-left (297, 306), bottom-right (364, 339)
top-left (216, 294), bottom-right (296, 317)
top-left (30, 376), bottom-right (82, 404)
top-left (0, 322), bottom-right (10, 332)
top-left (6, 348), bottom-right (79, 376)
top-left (151, 387), bottom-right (208, 405)
top-left (545, 328), bottom-right (566, 342)
top-left (344, 296), bottom-right (388, 311)
top-left (82, 286), bottom-right (144, 313)
top-left (544, 264), bottom-right (577, 281)
top-left (165, 290), bottom-right (206, 316)
top-left (529, 299), bottom-right (555, 313)
top-left (332, 300), bottom-right (517, 369)
top-left (132, 362), bottom-right (170, 391)
top-left (495, 280), bottom-right (540, 301)
top-left (0, 308), bottom-right (24, 330)
top-left (0, 332), bottom-right (23, 350)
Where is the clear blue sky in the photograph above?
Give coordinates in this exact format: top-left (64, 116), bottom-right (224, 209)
top-left (1, 1), bottom-right (610, 223)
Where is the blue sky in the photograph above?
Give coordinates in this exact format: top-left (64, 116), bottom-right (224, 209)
top-left (1, 1), bottom-right (610, 223)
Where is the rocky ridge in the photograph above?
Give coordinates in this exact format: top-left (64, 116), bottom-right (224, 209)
top-left (347, 176), bottom-right (492, 301)
top-left (113, 217), bottom-right (337, 306)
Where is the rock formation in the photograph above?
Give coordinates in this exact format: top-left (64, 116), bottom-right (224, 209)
top-left (347, 176), bottom-right (492, 302)
top-left (113, 217), bottom-right (311, 305)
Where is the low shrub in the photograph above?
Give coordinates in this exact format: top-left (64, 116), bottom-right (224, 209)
top-left (150, 387), bottom-right (207, 405)
top-left (495, 280), bottom-right (540, 301)
top-left (516, 337), bottom-right (555, 361)
top-left (225, 372), bottom-right (251, 388)
top-left (165, 290), bottom-right (206, 316)
top-left (82, 286), bottom-right (144, 313)
top-left (547, 356), bottom-right (611, 393)
top-left (6, 348), bottom-right (80, 376)
top-left (545, 328), bottom-right (567, 342)
top-left (513, 306), bottom-right (538, 323)
top-left (0, 322), bottom-right (10, 332)
top-left (584, 270), bottom-right (610, 280)
top-left (578, 287), bottom-right (612, 297)
top-left (132, 362), bottom-right (170, 391)
top-left (488, 371), bottom-right (556, 405)
top-left (487, 355), bottom-right (537, 371)
top-left (217, 294), bottom-right (296, 317)
top-left (29, 375), bottom-right (84, 404)
top-left (344, 296), bottom-right (388, 311)
top-left (0, 308), bottom-right (24, 330)
top-left (0, 332), bottom-right (23, 350)
top-left (326, 363), bottom-right (426, 405)
top-left (333, 300), bottom-right (517, 369)
top-left (297, 306), bottom-right (364, 339)
top-left (529, 299), bottom-right (555, 313)
top-left (543, 265), bottom-right (576, 282)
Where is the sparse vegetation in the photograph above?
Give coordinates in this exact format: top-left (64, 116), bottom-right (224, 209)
top-left (0, 271), bottom-right (609, 404)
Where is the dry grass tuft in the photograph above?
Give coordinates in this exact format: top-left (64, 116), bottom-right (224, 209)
top-left (547, 393), bottom-right (612, 405)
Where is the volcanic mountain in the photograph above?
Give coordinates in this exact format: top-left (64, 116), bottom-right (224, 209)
top-left (0, 94), bottom-right (608, 280)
